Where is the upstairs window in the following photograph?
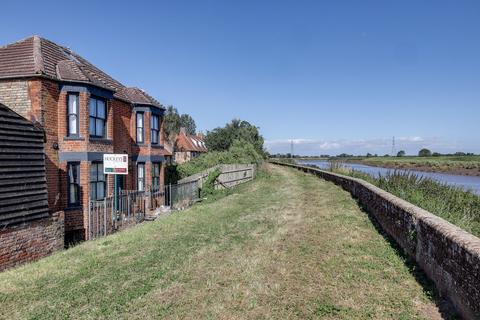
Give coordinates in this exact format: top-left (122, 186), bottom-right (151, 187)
top-left (89, 97), bottom-right (106, 138)
top-left (67, 93), bottom-right (79, 137)
top-left (137, 163), bottom-right (145, 191)
top-left (152, 163), bottom-right (160, 189)
top-left (67, 162), bottom-right (80, 207)
top-left (151, 114), bottom-right (160, 144)
top-left (136, 112), bottom-right (144, 143)
top-left (90, 162), bottom-right (105, 200)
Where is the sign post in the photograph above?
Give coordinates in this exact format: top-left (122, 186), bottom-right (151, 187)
top-left (104, 154), bottom-right (129, 211)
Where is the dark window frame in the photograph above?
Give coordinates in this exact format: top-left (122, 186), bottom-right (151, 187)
top-left (89, 96), bottom-right (107, 138)
top-left (152, 162), bottom-right (161, 189)
top-left (137, 163), bottom-right (145, 191)
top-left (151, 114), bottom-right (160, 145)
top-left (136, 112), bottom-right (144, 143)
top-left (67, 93), bottom-right (79, 137)
top-left (90, 162), bottom-right (106, 201)
top-left (67, 162), bottom-right (80, 207)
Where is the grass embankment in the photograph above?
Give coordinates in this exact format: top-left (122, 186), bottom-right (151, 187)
top-left (347, 156), bottom-right (480, 176)
top-left (328, 163), bottom-right (480, 238)
top-left (0, 165), bottom-right (444, 319)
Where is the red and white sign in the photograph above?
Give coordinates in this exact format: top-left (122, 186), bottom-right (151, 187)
top-left (104, 154), bottom-right (128, 175)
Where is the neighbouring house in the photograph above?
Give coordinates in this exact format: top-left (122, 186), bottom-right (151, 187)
top-left (0, 102), bottom-right (64, 271)
top-left (0, 36), bottom-right (168, 243)
top-left (174, 127), bottom-right (208, 164)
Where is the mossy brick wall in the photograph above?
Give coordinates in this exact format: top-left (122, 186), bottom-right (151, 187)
top-left (0, 211), bottom-right (64, 271)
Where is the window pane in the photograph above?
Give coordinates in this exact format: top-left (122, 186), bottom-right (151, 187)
top-left (89, 99), bottom-right (96, 117)
top-left (90, 182), bottom-right (96, 200)
top-left (69, 115), bottom-right (77, 135)
top-left (151, 115), bottom-right (158, 129)
top-left (137, 128), bottom-right (143, 142)
top-left (97, 100), bottom-right (106, 119)
top-left (138, 165), bottom-right (144, 178)
top-left (98, 164), bottom-right (104, 180)
top-left (70, 184), bottom-right (77, 204)
top-left (89, 117), bottom-right (95, 135)
top-left (151, 130), bottom-right (157, 144)
top-left (68, 94), bottom-right (78, 114)
top-left (96, 119), bottom-right (104, 137)
top-left (137, 113), bottom-right (143, 127)
top-left (90, 164), bottom-right (97, 182)
top-left (97, 182), bottom-right (104, 199)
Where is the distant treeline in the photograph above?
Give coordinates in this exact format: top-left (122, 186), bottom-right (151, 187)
top-left (270, 151), bottom-right (477, 159)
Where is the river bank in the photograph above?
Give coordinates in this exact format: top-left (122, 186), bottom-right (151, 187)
top-left (345, 156), bottom-right (480, 177)
top-left (349, 160), bottom-right (480, 176)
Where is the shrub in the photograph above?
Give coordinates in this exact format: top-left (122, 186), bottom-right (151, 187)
top-left (177, 140), bottom-right (263, 178)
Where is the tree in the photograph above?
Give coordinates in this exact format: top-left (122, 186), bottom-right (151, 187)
top-left (205, 119), bottom-right (265, 156)
top-left (179, 114), bottom-right (196, 135)
top-left (397, 150), bottom-right (406, 157)
top-left (163, 106), bottom-right (181, 140)
top-left (163, 105), bottom-right (197, 142)
top-left (418, 148), bottom-right (432, 157)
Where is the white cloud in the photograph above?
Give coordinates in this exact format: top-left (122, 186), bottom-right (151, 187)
top-left (264, 136), bottom-right (465, 156)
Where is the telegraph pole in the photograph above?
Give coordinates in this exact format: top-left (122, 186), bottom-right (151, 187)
top-left (290, 140), bottom-right (294, 158)
top-left (391, 136), bottom-right (396, 156)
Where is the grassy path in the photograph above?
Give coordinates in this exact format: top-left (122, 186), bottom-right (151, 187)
top-left (0, 165), bottom-right (441, 319)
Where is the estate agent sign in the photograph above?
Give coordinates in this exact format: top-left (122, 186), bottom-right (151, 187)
top-left (103, 154), bottom-right (128, 175)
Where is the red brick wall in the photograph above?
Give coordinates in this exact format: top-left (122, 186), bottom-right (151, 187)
top-left (112, 99), bottom-right (134, 190)
top-left (28, 78), bottom-right (62, 212)
top-left (0, 212), bottom-right (64, 271)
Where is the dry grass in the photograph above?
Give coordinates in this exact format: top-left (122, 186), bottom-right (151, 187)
top-left (0, 165), bottom-right (445, 319)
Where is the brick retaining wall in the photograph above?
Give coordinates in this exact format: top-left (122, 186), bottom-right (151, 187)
top-left (0, 211), bottom-right (64, 271)
top-left (272, 162), bottom-right (480, 320)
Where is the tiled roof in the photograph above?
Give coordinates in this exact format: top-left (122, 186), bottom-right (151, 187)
top-left (116, 87), bottom-right (162, 108)
top-left (176, 130), bottom-right (208, 153)
top-left (0, 36), bottom-right (163, 108)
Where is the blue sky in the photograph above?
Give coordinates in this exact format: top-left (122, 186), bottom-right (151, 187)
top-left (1, 0), bottom-right (479, 155)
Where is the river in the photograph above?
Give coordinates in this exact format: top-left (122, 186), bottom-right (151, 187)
top-left (296, 160), bottom-right (480, 195)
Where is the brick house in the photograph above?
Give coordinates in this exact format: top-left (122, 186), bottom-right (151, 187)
top-left (174, 128), bottom-right (208, 164)
top-left (0, 36), bottom-right (168, 242)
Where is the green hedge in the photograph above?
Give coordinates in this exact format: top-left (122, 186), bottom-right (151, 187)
top-left (177, 140), bottom-right (263, 179)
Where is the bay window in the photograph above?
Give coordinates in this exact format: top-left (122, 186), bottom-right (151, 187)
top-left (67, 162), bottom-right (80, 207)
top-left (89, 97), bottom-right (106, 138)
top-left (151, 114), bottom-right (159, 144)
top-left (137, 163), bottom-right (145, 191)
top-left (136, 112), bottom-right (144, 143)
top-left (90, 162), bottom-right (105, 200)
top-left (67, 93), bottom-right (79, 137)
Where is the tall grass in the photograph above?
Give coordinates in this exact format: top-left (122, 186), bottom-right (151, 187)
top-left (326, 164), bottom-right (480, 238)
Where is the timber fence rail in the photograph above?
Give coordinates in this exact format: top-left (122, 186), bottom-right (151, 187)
top-left (178, 164), bottom-right (256, 190)
top-left (271, 161), bottom-right (480, 320)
